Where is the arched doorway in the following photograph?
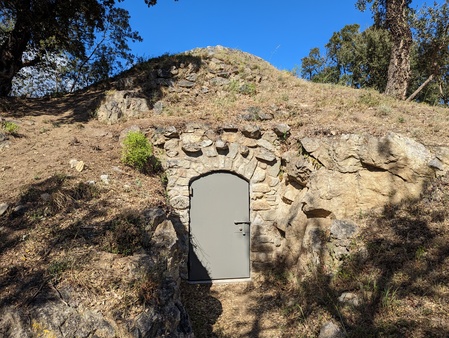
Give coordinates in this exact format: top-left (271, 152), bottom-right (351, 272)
top-left (188, 171), bottom-right (250, 282)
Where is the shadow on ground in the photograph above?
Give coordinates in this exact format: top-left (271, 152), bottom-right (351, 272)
top-left (0, 173), bottom-right (193, 337)
top-left (181, 174), bottom-right (449, 337)
top-left (262, 173), bottom-right (449, 337)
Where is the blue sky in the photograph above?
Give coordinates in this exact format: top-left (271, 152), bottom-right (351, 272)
top-left (122, 0), bottom-right (430, 71)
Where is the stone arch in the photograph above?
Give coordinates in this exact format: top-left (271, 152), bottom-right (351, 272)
top-left (162, 124), bottom-right (287, 276)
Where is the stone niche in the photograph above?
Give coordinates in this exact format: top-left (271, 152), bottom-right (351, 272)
top-left (157, 122), bottom-right (449, 279)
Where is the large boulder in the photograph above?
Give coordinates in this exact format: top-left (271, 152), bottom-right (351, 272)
top-left (300, 133), bottom-right (435, 219)
top-left (97, 90), bottom-right (150, 124)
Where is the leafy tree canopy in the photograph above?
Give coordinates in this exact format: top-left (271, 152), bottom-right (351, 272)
top-left (0, 0), bottom-right (167, 97)
top-left (300, 1), bottom-right (449, 105)
top-left (300, 24), bottom-right (391, 92)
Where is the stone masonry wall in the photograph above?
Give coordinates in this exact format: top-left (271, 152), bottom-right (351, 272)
top-left (158, 122), bottom-right (292, 273)
top-left (154, 123), bottom-right (449, 278)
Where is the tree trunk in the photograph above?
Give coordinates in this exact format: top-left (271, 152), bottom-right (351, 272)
top-left (384, 0), bottom-right (413, 100)
top-left (0, 6), bottom-right (32, 96)
top-left (0, 38), bottom-right (20, 96)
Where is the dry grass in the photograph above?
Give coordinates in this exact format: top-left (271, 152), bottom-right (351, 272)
top-left (0, 172), bottom-right (166, 326)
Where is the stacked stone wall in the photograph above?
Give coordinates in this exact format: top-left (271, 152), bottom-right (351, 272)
top-left (154, 123), bottom-right (449, 278)
top-left (159, 123), bottom-right (291, 272)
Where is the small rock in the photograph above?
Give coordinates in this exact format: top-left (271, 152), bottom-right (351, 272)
top-left (178, 79), bottom-right (195, 88)
top-left (13, 205), bottom-right (25, 213)
top-left (273, 123), bottom-right (291, 137)
top-left (152, 133), bottom-right (166, 147)
top-left (200, 139), bottom-right (213, 148)
top-left (153, 101), bottom-right (164, 114)
top-left (215, 139), bottom-right (228, 151)
top-left (262, 130), bottom-right (278, 143)
top-left (0, 203), bottom-right (8, 216)
top-left (257, 139), bottom-right (275, 152)
top-left (164, 126), bottom-right (179, 138)
top-left (164, 139), bottom-right (180, 151)
top-left (319, 321), bottom-right (345, 338)
top-left (182, 143), bottom-right (202, 154)
top-left (69, 159), bottom-right (79, 168)
top-left (143, 207), bottom-right (166, 230)
top-left (330, 220), bottom-right (359, 240)
top-left (282, 186), bottom-right (297, 203)
top-left (112, 166), bottom-right (125, 174)
top-left (338, 292), bottom-right (361, 306)
top-left (86, 180), bottom-right (96, 185)
top-left (75, 161), bottom-right (85, 172)
top-left (428, 158), bottom-right (445, 171)
top-left (100, 174), bottom-right (109, 184)
top-left (68, 137), bottom-right (80, 146)
top-left (203, 146), bottom-right (218, 157)
top-left (169, 68), bottom-right (178, 76)
top-left (221, 124), bottom-right (239, 132)
top-left (252, 200), bottom-right (271, 211)
top-left (286, 156), bottom-right (315, 187)
top-left (185, 73), bottom-right (198, 82)
top-left (241, 113), bottom-right (257, 121)
top-left (240, 145), bottom-right (250, 157)
top-left (255, 148), bottom-right (276, 163)
top-left (210, 77), bottom-right (230, 86)
top-left (241, 125), bottom-right (262, 139)
top-left (166, 150), bottom-right (179, 157)
top-left (170, 196), bottom-right (190, 210)
top-left (258, 112), bottom-right (274, 121)
top-left (185, 122), bottom-right (204, 131)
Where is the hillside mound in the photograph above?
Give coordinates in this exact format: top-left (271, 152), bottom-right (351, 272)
top-left (1, 46), bottom-right (449, 337)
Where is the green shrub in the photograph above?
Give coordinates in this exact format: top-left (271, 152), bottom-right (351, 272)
top-left (2, 121), bottom-right (19, 135)
top-left (121, 131), bottom-right (153, 172)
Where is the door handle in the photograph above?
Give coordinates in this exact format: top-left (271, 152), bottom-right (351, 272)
top-left (234, 221), bottom-right (250, 236)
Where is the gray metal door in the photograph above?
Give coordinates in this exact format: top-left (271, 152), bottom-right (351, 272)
top-left (189, 172), bottom-right (250, 281)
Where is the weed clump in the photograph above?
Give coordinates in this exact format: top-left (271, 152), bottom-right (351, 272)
top-left (2, 121), bottom-right (19, 135)
top-left (121, 131), bottom-right (154, 173)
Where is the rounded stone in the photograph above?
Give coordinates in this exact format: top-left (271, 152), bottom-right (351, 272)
top-left (273, 123), bottom-right (291, 137)
top-left (215, 139), bottom-right (228, 150)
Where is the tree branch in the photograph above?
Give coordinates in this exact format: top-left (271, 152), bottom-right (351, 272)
top-left (406, 73), bottom-right (434, 102)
